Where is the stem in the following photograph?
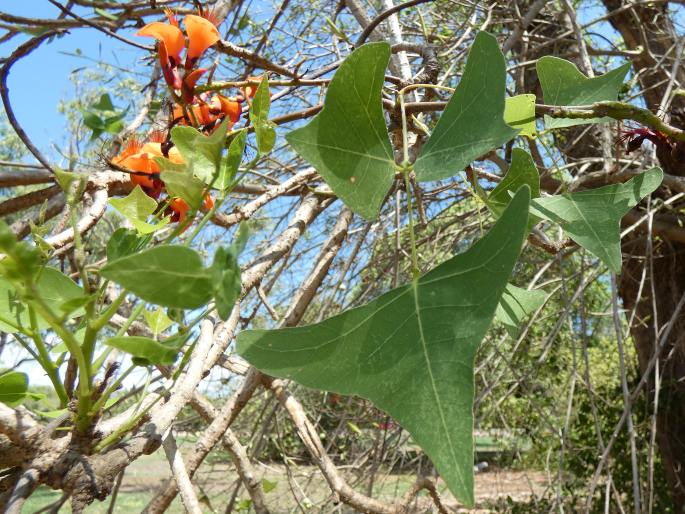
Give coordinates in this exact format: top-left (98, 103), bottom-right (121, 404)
top-left (90, 364), bottom-right (135, 414)
top-left (28, 307), bottom-right (68, 406)
top-left (403, 168), bottom-right (420, 280)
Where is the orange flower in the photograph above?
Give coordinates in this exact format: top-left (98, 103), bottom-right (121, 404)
top-left (137, 12), bottom-right (220, 90)
top-left (137, 13), bottom-right (185, 90)
top-left (184, 15), bottom-right (221, 69)
top-left (113, 140), bottom-right (183, 193)
top-left (217, 95), bottom-right (242, 124)
top-left (168, 197), bottom-right (189, 223)
top-left (203, 193), bottom-right (215, 211)
top-left (243, 76), bottom-right (266, 99)
top-left (173, 94), bottom-right (242, 129)
top-left (182, 68), bottom-right (207, 103)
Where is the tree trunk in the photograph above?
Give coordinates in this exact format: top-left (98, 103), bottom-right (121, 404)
top-left (619, 237), bottom-right (685, 512)
top-left (600, 2), bottom-right (685, 509)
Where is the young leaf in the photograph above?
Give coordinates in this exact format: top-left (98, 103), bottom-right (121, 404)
top-left (0, 371), bottom-right (29, 406)
top-left (104, 336), bottom-right (180, 365)
top-left (488, 148), bottom-right (540, 230)
top-left (504, 94), bottom-right (537, 138)
top-left (92, 93), bottom-right (115, 111)
top-left (415, 32), bottom-right (518, 182)
top-left (237, 187), bottom-right (532, 506)
top-left (107, 228), bottom-right (144, 261)
top-left (144, 307), bottom-right (174, 336)
top-left (537, 57), bottom-right (631, 128)
top-left (109, 186), bottom-right (170, 234)
top-left (0, 267), bottom-right (85, 333)
top-left (530, 167), bottom-right (663, 272)
top-left (216, 129), bottom-right (248, 190)
top-left (495, 284), bottom-right (547, 337)
top-left (211, 224), bottom-right (250, 320)
top-left (286, 43), bottom-right (395, 220)
top-left (160, 170), bottom-right (205, 210)
top-left (101, 246), bottom-right (213, 309)
top-left (250, 76), bottom-right (276, 155)
top-left (171, 119), bottom-right (229, 184)
top-left (261, 479), bottom-right (278, 494)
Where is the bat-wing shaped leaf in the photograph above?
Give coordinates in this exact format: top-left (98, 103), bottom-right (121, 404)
top-left (237, 187), bottom-right (531, 506)
top-left (286, 43), bottom-right (395, 220)
top-left (495, 284), bottom-right (547, 337)
top-left (415, 32), bottom-right (518, 182)
top-left (537, 57), bottom-right (631, 129)
top-left (530, 168), bottom-right (663, 272)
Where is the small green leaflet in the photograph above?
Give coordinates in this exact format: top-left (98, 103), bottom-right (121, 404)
top-left (495, 284), bottom-right (547, 337)
top-left (144, 307), bottom-right (174, 336)
top-left (211, 224), bottom-right (249, 320)
top-left (0, 371), bottom-right (29, 406)
top-left (261, 479), bottom-right (278, 494)
top-left (537, 57), bottom-right (631, 129)
top-left (80, 93), bottom-right (127, 140)
top-left (216, 129), bottom-right (248, 190)
top-left (415, 32), bottom-right (518, 182)
top-left (160, 170), bottom-right (205, 210)
top-left (504, 94), bottom-right (536, 138)
top-left (530, 168), bottom-right (663, 272)
top-left (109, 186), bottom-right (170, 234)
top-left (0, 267), bottom-right (85, 333)
top-left (488, 148), bottom-right (540, 228)
top-left (170, 118), bottom-right (229, 185)
top-left (101, 245), bottom-right (213, 309)
top-left (250, 77), bottom-right (276, 155)
top-left (237, 187), bottom-right (532, 506)
top-left (104, 336), bottom-right (180, 366)
top-left (286, 43), bottom-right (395, 220)
top-left (107, 228), bottom-right (144, 261)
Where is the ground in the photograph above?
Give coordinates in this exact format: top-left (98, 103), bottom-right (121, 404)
top-left (24, 444), bottom-right (548, 512)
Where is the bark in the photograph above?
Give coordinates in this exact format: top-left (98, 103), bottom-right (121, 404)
top-left (602, 2), bottom-right (685, 510)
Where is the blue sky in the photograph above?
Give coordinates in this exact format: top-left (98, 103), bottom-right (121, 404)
top-left (0, 3), bottom-right (146, 158)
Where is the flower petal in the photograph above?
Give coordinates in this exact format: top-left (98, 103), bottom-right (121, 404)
top-left (217, 95), bottom-right (242, 123)
top-left (184, 15), bottom-right (220, 65)
top-left (137, 22), bottom-right (185, 64)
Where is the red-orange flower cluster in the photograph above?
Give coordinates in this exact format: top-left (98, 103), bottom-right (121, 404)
top-left (137, 10), bottom-right (220, 93)
top-left (113, 133), bottom-right (213, 225)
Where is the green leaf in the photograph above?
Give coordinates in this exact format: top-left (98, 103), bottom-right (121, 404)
top-left (0, 267), bottom-right (85, 333)
top-left (92, 93), bottom-right (115, 111)
top-left (537, 57), bottom-right (631, 128)
top-left (54, 168), bottom-right (87, 196)
top-left (104, 336), bottom-right (181, 366)
top-left (109, 186), bottom-right (170, 234)
top-left (250, 76), bottom-right (276, 155)
top-left (504, 94), bottom-right (537, 138)
top-left (160, 170), bottom-right (205, 210)
top-left (530, 168), bottom-right (663, 272)
top-left (488, 148), bottom-right (540, 229)
top-left (495, 284), bottom-right (547, 337)
top-left (101, 246), bottom-right (213, 309)
top-left (81, 110), bottom-right (104, 131)
top-left (0, 371), bottom-right (29, 406)
top-left (237, 187), bottom-right (532, 506)
top-left (144, 307), bottom-right (174, 335)
top-left (171, 119), bottom-right (229, 184)
top-left (286, 43), bottom-right (395, 220)
top-left (211, 224), bottom-right (249, 320)
top-left (261, 479), bottom-right (277, 494)
top-left (107, 228), bottom-right (144, 261)
top-left (415, 32), bottom-right (518, 182)
top-left (216, 129), bottom-right (247, 190)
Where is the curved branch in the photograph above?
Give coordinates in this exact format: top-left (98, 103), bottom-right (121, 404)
top-left (44, 188), bottom-right (109, 254)
top-left (355, 0), bottom-right (434, 47)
